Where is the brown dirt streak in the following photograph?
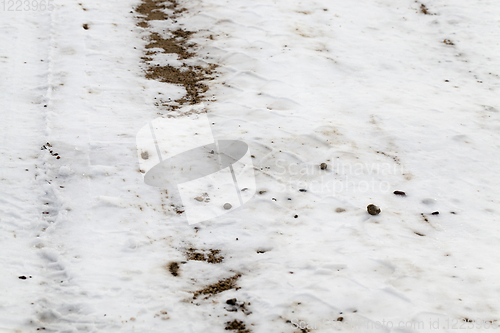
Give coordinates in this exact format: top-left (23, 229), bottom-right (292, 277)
top-left (134, 0), bottom-right (217, 110)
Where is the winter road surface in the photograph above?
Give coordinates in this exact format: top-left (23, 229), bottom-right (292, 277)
top-left (1, 0), bottom-right (500, 332)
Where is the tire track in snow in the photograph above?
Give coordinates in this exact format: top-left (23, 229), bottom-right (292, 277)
top-left (28, 4), bottom-right (103, 332)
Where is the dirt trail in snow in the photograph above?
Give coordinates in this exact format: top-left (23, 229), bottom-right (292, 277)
top-left (133, 1), bottom-right (253, 332)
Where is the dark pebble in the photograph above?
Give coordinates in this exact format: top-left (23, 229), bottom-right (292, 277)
top-left (226, 298), bottom-right (237, 306)
top-left (432, 211), bottom-right (439, 215)
top-left (367, 204), bottom-right (381, 215)
top-left (320, 163), bottom-right (327, 170)
top-left (299, 189), bottom-right (307, 192)
top-left (393, 190), bottom-right (406, 196)
top-left (19, 276), bottom-right (27, 280)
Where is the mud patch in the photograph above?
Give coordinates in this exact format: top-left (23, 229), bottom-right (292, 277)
top-left (135, 0), bottom-right (217, 110)
top-left (167, 261), bottom-right (180, 276)
top-left (136, 0), bottom-right (185, 24)
top-left (225, 319), bottom-right (251, 333)
top-left (145, 31), bottom-right (195, 59)
top-left (145, 64), bottom-right (216, 106)
top-left (186, 248), bottom-right (224, 264)
top-left (193, 274), bottom-right (241, 299)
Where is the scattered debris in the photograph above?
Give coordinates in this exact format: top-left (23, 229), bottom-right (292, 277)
top-left (393, 190), bottom-right (406, 196)
top-left (335, 208), bottom-right (346, 213)
top-left (414, 232), bottom-right (425, 237)
top-left (299, 189), bottom-right (307, 192)
top-left (41, 142), bottom-right (60, 159)
top-left (420, 3), bottom-right (433, 15)
top-left (367, 204), bottom-right (381, 216)
top-left (225, 298), bottom-right (252, 315)
top-left (320, 162), bottom-right (328, 170)
top-left (375, 150), bottom-right (400, 164)
top-left (82, 23), bottom-right (89, 30)
top-left (443, 39), bottom-right (454, 46)
top-left (18, 276), bottom-right (27, 280)
top-left (432, 211), bottom-right (439, 215)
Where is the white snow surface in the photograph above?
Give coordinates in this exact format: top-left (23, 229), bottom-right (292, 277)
top-left (1, 0), bottom-right (500, 332)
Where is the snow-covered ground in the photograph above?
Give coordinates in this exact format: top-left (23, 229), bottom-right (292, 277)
top-left (1, 0), bottom-right (500, 332)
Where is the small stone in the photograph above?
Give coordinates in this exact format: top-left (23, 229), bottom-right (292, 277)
top-left (299, 189), bottom-right (307, 192)
top-left (335, 208), bottom-right (346, 213)
top-left (258, 190), bottom-right (266, 195)
top-left (320, 163), bottom-right (328, 170)
top-left (223, 203), bottom-right (232, 210)
top-left (431, 211), bottom-right (439, 215)
top-left (393, 190), bottom-right (406, 196)
top-left (294, 215), bottom-right (298, 218)
top-left (19, 276), bottom-right (27, 280)
top-left (194, 197), bottom-right (203, 202)
top-left (367, 204), bottom-right (381, 215)
top-left (226, 298), bottom-right (237, 306)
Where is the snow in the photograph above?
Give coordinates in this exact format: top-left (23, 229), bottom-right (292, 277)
top-left (1, 0), bottom-right (500, 332)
